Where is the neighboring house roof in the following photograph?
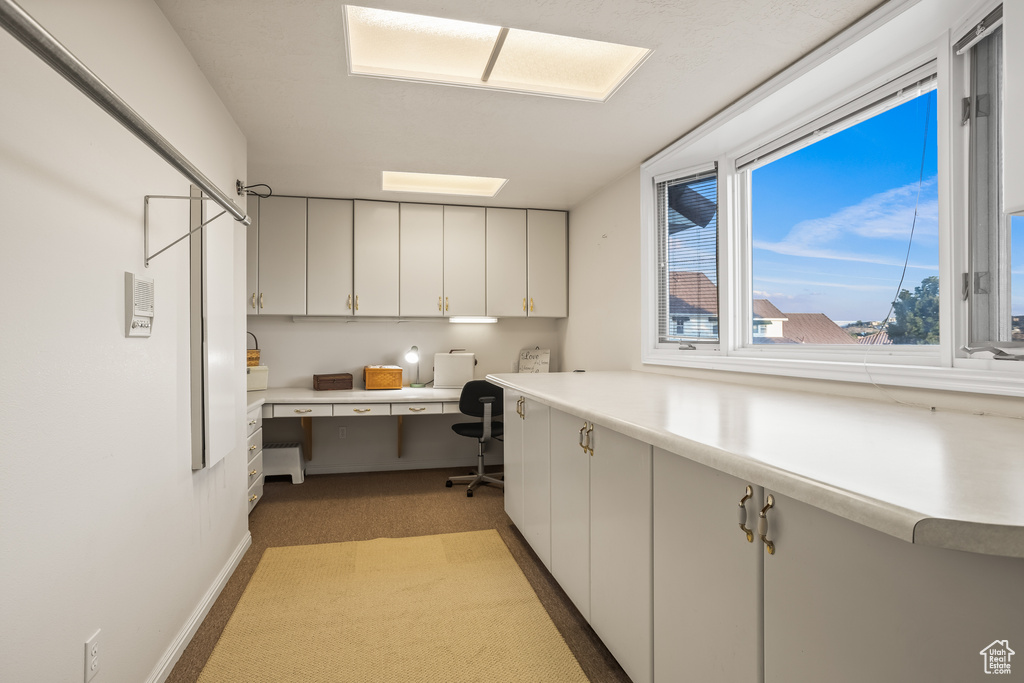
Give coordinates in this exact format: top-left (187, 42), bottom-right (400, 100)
top-left (779, 313), bottom-right (857, 345)
top-left (752, 299), bottom-right (787, 320)
top-left (669, 271), bottom-right (718, 316)
top-left (856, 329), bottom-right (893, 345)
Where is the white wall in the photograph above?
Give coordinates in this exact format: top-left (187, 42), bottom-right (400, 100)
top-left (0, 1), bottom-right (249, 681)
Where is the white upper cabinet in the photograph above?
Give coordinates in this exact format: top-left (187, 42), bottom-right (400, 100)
top-left (486, 208), bottom-right (528, 317)
top-left (527, 209), bottom-right (568, 317)
top-left (353, 200), bottom-right (400, 317)
top-left (306, 199), bottom-right (353, 316)
top-left (245, 195), bottom-right (259, 315)
top-left (1006, 1), bottom-right (1024, 213)
top-left (256, 196), bottom-right (306, 315)
top-left (443, 205), bottom-right (486, 316)
top-left (399, 203), bottom-right (444, 317)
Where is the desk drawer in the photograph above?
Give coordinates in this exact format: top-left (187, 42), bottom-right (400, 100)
top-left (246, 406), bottom-right (263, 436)
top-left (273, 404), bottom-right (333, 418)
top-left (334, 403), bottom-right (389, 417)
top-left (392, 402), bottom-right (443, 416)
top-left (441, 402), bottom-right (462, 415)
top-left (247, 477), bottom-right (263, 513)
top-left (247, 428), bottom-right (262, 463)
top-left (247, 452), bottom-right (264, 488)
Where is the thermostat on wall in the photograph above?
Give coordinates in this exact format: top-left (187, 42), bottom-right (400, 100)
top-left (125, 272), bottom-right (154, 338)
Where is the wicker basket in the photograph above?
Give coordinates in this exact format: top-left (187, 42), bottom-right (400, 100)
top-left (246, 331), bottom-right (261, 367)
top-left (364, 366), bottom-right (403, 390)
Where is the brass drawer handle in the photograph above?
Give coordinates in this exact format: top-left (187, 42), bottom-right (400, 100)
top-left (249, 469), bottom-right (258, 476)
top-left (738, 485), bottom-right (754, 543)
top-left (248, 419), bottom-right (257, 426)
top-left (409, 407), bottom-right (427, 412)
top-left (758, 494), bottom-right (776, 555)
top-left (353, 408), bottom-right (372, 413)
top-left (249, 494), bottom-right (258, 502)
top-left (295, 408), bottom-right (313, 414)
top-left (249, 444), bottom-right (257, 451)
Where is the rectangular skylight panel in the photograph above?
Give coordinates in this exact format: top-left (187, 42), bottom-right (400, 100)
top-left (487, 29), bottom-right (651, 101)
top-left (346, 6), bottom-right (499, 83)
top-left (382, 172), bottom-right (508, 197)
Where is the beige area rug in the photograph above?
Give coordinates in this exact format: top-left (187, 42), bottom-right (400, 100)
top-left (197, 530), bottom-right (589, 682)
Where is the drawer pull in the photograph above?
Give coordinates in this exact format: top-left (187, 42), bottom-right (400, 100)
top-left (295, 408), bottom-right (313, 414)
top-left (249, 494), bottom-right (258, 502)
top-left (758, 494), bottom-right (776, 555)
top-left (249, 444), bottom-right (257, 451)
top-left (249, 469), bottom-right (258, 476)
top-left (409, 407), bottom-right (427, 412)
top-left (353, 408), bottom-right (372, 413)
top-left (738, 485), bottom-right (754, 543)
top-left (248, 419), bottom-right (257, 426)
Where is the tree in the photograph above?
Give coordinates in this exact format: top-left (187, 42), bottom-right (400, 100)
top-left (887, 276), bottom-right (939, 344)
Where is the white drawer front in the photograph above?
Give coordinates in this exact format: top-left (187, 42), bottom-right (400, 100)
top-left (247, 452), bottom-right (264, 488)
top-left (247, 477), bottom-right (263, 513)
top-left (441, 402), bottom-right (462, 414)
top-left (391, 402), bottom-right (443, 415)
top-left (273, 404), bottom-right (333, 418)
top-left (246, 405), bottom-right (263, 436)
top-left (246, 427), bottom-right (262, 462)
top-left (334, 403), bottom-right (389, 417)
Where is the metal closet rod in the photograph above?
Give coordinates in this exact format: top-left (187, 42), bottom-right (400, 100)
top-left (0, 0), bottom-right (250, 227)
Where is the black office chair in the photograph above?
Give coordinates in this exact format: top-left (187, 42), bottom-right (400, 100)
top-left (445, 380), bottom-right (504, 497)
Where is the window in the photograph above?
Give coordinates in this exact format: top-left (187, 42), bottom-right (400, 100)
top-left (744, 67), bottom-right (938, 347)
top-left (656, 169), bottom-right (719, 344)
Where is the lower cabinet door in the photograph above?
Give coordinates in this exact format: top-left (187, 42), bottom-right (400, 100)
top-left (763, 491), bottom-right (1024, 683)
top-left (590, 424), bottom-right (653, 683)
top-left (653, 448), bottom-right (762, 683)
top-left (502, 392), bottom-right (525, 530)
top-left (549, 409), bottom-right (591, 620)
top-left (521, 399), bottom-right (551, 569)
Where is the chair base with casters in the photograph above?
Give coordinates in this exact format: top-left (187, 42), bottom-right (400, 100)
top-left (446, 380), bottom-right (504, 497)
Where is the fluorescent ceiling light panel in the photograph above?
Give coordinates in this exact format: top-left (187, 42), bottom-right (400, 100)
top-left (345, 6), bottom-right (650, 101)
top-left (382, 171), bottom-right (507, 197)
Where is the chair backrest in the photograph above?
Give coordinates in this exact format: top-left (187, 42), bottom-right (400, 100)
top-left (458, 380), bottom-right (504, 418)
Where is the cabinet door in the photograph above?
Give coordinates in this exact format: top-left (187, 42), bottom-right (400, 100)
top-left (521, 398), bottom-right (551, 569)
top-left (399, 203), bottom-right (444, 316)
top-left (590, 423), bottom-right (652, 683)
top-left (486, 208), bottom-right (527, 317)
top-left (549, 409), bottom-right (591, 621)
top-left (443, 205), bottom-right (486, 316)
top-left (307, 198), bottom-right (353, 316)
top-left (245, 195), bottom-right (259, 315)
top-left (257, 196), bottom-right (306, 315)
top-left (353, 200), bottom-right (400, 316)
top-left (763, 491), bottom-right (1024, 683)
top-left (502, 391), bottom-right (525, 530)
top-left (527, 209), bottom-right (567, 317)
top-left (653, 448), bottom-right (762, 683)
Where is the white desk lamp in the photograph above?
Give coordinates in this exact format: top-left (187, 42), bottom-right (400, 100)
top-left (405, 346), bottom-right (425, 387)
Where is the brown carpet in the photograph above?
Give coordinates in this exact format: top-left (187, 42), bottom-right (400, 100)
top-left (167, 468), bottom-right (632, 683)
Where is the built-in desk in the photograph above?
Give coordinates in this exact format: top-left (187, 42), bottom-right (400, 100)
top-left (247, 387), bottom-right (463, 460)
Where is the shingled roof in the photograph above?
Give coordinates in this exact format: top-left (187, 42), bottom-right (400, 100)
top-left (668, 271), bottom-right (718, 316)
top-left (778, 313), bottom-right (856, 344)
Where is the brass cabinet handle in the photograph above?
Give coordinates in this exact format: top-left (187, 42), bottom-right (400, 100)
top-left (251, 293), bottom-right (256, 309)
top-left (248, 419), bottom-right (257, 426)
top-left (585, 423), bottom-right (594, 455)
top-left (249, 494), bottom-right (258, 502)
top-left (516, 396), bottom-right (524, 419)
top-left (438, 296), bottom-right (442, 311)
top-left (249, 469), bottom-right (258, 476)
top-left (530, 297), bottom-right (535, 312)
top-left (347, 294), bottom-right (352, 310)
top-left (579, 424), bottom-right (587, 451)
top-left (758, 494), bottom-right (776, 555)
top-left (445, 296), bottom-right (449, 312)
top-left (295, 408), bottom-right (313, 414)
top-left (409, 407), bottom-right (427, 412)
top-left (355, 295), bottom-right (359, 311)
top-left (259, 292), bottom-right (264, 309)
top-left (249, 444), bottom-right (257, 451)
top-left (738, 485), bottom-right (755, 543)
top-left (353, 408), bottom-right (371, 413)
top-left (522, 297), bottom-right (527, 312)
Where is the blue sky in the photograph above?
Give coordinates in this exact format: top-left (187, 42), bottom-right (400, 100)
top-left (751, 90), bottom-right (941, 323)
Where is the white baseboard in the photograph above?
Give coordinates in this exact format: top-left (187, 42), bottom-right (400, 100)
top-left (146, 531), bottom-right (252, 683)
top-left (306, 456), bottom-right (504, 475)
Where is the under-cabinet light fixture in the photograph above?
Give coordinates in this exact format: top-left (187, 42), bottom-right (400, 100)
top-left (344, 6), bottom-right (651, 102)
top-left (382, 171), bottom-right (507, 197)
top-left (448, 317), bottom-right (498, 324)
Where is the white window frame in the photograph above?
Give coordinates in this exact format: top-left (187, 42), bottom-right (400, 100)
top-left (640, 0), bottom-right (1024, 396)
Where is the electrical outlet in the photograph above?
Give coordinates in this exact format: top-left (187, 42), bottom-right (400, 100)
top-left (338, 427), bottom-right (347, 439)
top-left (84, 629), bottom-right (100, 682)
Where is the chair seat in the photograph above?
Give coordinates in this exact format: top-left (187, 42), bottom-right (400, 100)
top-left (452, 421), bottom-right (504, 440)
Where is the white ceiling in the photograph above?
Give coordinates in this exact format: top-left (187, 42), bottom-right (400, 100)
top-left (154, 0), bottom-right (884, 210)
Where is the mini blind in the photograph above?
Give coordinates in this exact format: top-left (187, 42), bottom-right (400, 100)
top-left (657, 168), bottom-right (719, 343)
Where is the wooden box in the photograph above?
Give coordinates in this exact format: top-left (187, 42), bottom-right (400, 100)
top-left (364, 365), bottom-right (403, 390)
top-left (313, 372), bottom-right (353, 391)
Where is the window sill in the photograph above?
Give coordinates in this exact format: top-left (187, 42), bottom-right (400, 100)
top-left (642, 348), bottom-right (1024, 397)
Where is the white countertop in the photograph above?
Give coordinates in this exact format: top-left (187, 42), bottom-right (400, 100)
top-left (486, 370), bottom-right (1024, 558)
top-left (247, 386), bottom-right (462, 411)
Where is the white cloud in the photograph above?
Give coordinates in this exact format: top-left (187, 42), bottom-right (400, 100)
top-left (754, 276), bottom-right (892, 291)
top-left (753, 178), bottom-right (938, 268)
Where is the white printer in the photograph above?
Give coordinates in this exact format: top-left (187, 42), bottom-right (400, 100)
top-left (433, 351), bottom-right (475, 388)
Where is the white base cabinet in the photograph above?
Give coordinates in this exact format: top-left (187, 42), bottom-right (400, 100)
top-left (502, 391), bottom-right (525, 530)
top-left (521, 398), bottom-right (551, 569)
top-left (549, 409), bottom-right (591, 620)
